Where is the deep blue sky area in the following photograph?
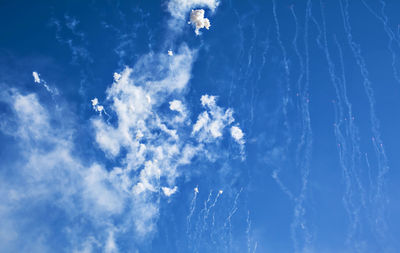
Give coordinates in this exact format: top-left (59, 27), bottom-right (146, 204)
top-left (1, 0), bottom-right (400, 252)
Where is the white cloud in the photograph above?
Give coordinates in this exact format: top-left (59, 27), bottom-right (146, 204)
top-left (230, 125), bottom-right (244, 144)
top-left (0, 91), bottom-right (128, 252)
top-left (91, 97), bottom-right (106, 115)
top-left (83, 164), bottom-right (124, 214)
top-left (169, 99), bottom-right (187, 123)
top-left (193, 111), bottom-right (210, 134)
top-left (32, 71), bottom-right (41, 83)
top-left (91, 47), bottom-right (199, 237)
top-left (162, 186), bottom-right (178, 197)
top-left (192, 95), bottom-right (235, 142)
top-left (31, 71), bottom-right (58, 95)
top-left (169, 99), bottom-right (185, 113)
top-left (231, 125), bottom-right (245, 160)
top-left (200, 94), bottom-right (216, 107)
top-left (90, 45), bottom-right (244, 238)
top-left (0, 0), bottom-right (242, 251)
top-left (113, 72), bottom-right (121, 81)
top-left (189, 9), bottom-right (211, 35)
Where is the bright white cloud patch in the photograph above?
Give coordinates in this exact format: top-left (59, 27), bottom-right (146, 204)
top-left (162, 186), bottom-right (178, 197)
top-left (32, 71), bottom-right (41, 83)
top-left (169, 99), bottom-right (184, 113)
top-left (169, 99), bottom-right (187, 122)
top-left (189, 9), bottom-right (211, 35)
top-left (91, 97), bottom-right (106, 115)
top-left (230, 125), bottom-right (244, 144)
top-left (113, 72), bottom-right (121, 81)
top-left (200, 94), bottom-right (216, 107)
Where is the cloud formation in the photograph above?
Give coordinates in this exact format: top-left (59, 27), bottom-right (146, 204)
top-left (0, 0), bottom-right (242, 251)
top-left (189, 9), bottom-right (211, 35)
top-left (91, 98), bottom-right (106, 115)
top-left (192, 95), bottom-right (239, 142)
top-left (0, 91), bottom-right (121, 252)
top-left (91, 48), bottom-right (244, 237)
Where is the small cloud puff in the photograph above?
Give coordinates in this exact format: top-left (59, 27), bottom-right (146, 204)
top-left (113, 72), bottom-right (121, 81)
top-left (32, 71), bottom-right (41, 83)
top-left (169, 99), bottom-right (184, 113)
top-left (189, 9), bottom-right (211, 35)
top-left (91, 98), bottom-right (106, 115)
top-left (31, 71), bottom-right (58, 95)
top-left (162, 186), bottom-right (178, 197)
top-left (200, 94), bottom-right (216, 108)
top-left (230, 125), bottom-right (244, 145)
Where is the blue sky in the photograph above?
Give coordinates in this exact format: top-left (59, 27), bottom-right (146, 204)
top-left (1, 0), bottom-right (400, 252)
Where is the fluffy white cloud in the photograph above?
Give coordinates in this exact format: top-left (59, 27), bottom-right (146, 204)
top-left (162, 186), bottom-right (178, 197)
top-left (200, 94), bottom-right (216, 107)
top-left (189, 9), bottom-right (211, 35)
top-left (230, 125), bottom-right (244, 144)
top-left (169, 99), bottom-right (184, 113)
top-left (169, 99), bottom-right (187, 123)
top-left (91, 97), bottom-right (106, 115)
